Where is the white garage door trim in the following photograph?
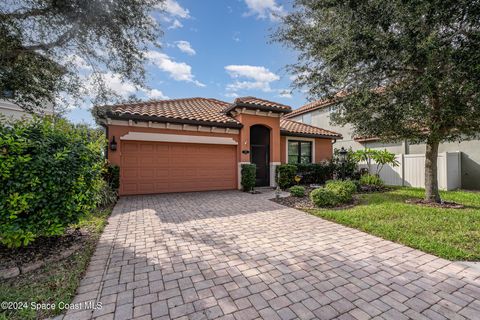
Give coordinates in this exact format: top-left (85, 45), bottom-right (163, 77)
top-left (120, 132), bottom-right (238, 145)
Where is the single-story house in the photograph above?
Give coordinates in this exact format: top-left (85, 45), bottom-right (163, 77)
top-left (95, 97), bottom-right (342, 196)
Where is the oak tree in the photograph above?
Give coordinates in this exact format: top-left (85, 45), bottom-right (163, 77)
top-left (273, 0), bottom-right (480, 202)
top-left (1, 0), bottom-right (164, 113)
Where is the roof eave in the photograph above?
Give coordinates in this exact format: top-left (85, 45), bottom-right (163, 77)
top-left (105, 112), bottom-right (243, 129)
top-left (283, 100), bottom-right (338, 119)
top-left (225, 102), bottom-right (292, 115)
top-left (280, 130), bottom-right (342, 139)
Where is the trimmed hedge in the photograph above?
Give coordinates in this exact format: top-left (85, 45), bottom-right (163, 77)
top-left (325, 180), bottom-right (357, 203)
top-left (310, 188), bottom-right (339, 207)
top-left (0, 117), bottom-right (105, 248)
top-left (241, 164), bottom-right (256, 192)
top-left (275, 164), bottom-right (297, 189)
top-left (276, 162), bottom-right (335, 189)
top-left (289, 185), bottom-right (305, 197)
top-left (296, 161), bottom-right (335, 184)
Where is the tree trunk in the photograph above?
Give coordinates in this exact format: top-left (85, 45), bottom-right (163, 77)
top-left (425, 138), bottom-right (441, 203)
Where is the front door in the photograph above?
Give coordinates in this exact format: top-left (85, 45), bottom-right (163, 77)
top-left (250, 125), bottom-right (270, 186)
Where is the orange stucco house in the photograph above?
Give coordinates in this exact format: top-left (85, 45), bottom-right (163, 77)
top-left (95, 97), bottom-right (342, 196)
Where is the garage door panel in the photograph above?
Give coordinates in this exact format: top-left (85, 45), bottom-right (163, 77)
top-left (139, 143), bottom-right (155, 152)
top-left (120, 141), bottom-right (236, 195)
top-left (122, 143), bottom-right (138, 153)
top-left (122, 168), bottom-right (138, 180)
top-left (139, 157), bottom-right (156, 166)
top-left (122, 156), bottom-right (139, 167)
top-left (138, 168), bottom-right (155, 179)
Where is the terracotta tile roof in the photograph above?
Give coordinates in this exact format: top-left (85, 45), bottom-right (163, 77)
top-left (280, 119), bottom-right (342, 138)
top-left (101, 98), bottom-right (242, 127)
top-left (283, 97), bottom-right (338, 119)
top-left (285, 88), bottom-right (389, 119)
top-left (234, 96), bottom-right (292, 112)
top-left (222, 96), bottom-right (292, 114)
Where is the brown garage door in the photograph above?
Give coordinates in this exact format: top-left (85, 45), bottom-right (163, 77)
top-left (120, 141), bottom-right (237, 195)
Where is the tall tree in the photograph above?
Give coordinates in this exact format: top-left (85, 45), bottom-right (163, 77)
top-left (273, 0), bottom-right (480, 202)
top-left (0, 0), bottom-right (164, 113)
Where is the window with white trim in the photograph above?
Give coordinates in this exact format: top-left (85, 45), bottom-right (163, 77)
top-left (288, 140), bottom-right (312, 164)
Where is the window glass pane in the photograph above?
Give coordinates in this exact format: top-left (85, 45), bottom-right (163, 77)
top-left (288, 155), bottom-right (298, 164)
top-left (300, 142), bottom-right (311, 156)
top-left (300, 156), bottom-right (311, 164)
top-left (288, 141), bottom-right (299, 164)
top-left (288, 142), bottom-right (298, 155)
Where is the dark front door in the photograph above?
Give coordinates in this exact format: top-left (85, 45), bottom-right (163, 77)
top-left (250, 125), bottom-right (270, 186)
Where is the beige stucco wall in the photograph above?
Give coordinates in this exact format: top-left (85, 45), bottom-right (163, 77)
top-left (292, 108), bottom-right (480, 190)
top-left (0, 100), bottom-right (55, 121)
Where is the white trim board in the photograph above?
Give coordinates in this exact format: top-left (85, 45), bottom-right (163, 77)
top-left (120, 132), bottom-right (238, 145)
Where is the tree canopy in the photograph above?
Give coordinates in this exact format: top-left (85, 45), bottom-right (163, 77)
top-left (273, 0), bottom-right (480, 202)
top-left (0, 0), bottom-right (164, 113)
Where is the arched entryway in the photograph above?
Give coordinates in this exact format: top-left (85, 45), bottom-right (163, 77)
top-left (250, 125), bottom-right (270, 186)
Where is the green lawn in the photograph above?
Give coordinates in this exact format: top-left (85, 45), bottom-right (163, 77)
top-left (305, 187), bottom-right (480, 261)
top-left (0, 207), bottom-right (112, 320)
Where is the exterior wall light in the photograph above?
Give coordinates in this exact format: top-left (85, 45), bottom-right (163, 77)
top-left (110, 136), bottom-right (117, 151)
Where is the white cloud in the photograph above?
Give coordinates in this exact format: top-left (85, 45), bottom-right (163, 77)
top-left (243, 0), bottom-right (285, 21)
top-left (227, 81), bottom-right (272, 92)
top-left (225, 65), bottom-right (280, 93)
top-left (225, 92), bottom-right (239, 98)
top-left (175, 40), bottom-right (196, 55)
top-left (146, 50), bottom-right (205, 87)
top-left (145, 88), bottom-right (169, 99)
top-left (157, 0), bottom-right (189, 29)
top-left (101, 72), bottom-right (137, 97)
top-left (168, 19), bottom-right (183, 29)
top-left (225, 65), bottom-right (280, 82)
top-left (160, 0), bottom-right (190, 18)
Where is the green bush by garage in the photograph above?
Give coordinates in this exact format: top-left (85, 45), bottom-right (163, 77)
top-left (0, 117), bottom-right (107, 248)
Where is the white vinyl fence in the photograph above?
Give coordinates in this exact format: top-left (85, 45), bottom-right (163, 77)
top-left (359, 151), bottom-right (461, 190)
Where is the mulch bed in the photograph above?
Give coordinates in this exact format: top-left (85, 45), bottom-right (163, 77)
top-left (271, 189), bottom-right (359, 210)
top-left (0, 228), bottom-right (89, 270)
top-left (405, 199), bottom-right (465, 209)
top-left (272, 195), bottom-right (316, 209)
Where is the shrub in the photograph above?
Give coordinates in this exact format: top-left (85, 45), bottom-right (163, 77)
top-left (296, 161), bottom-right (334, 184)
top-left (0, 117), bottom-right (105, 248)
top-left (310, 188), bottom-right (339, 207)
top-left (103, 162), bottom-right (120, 190)
top-left (332, 148), bottom-right (361, 179)
top-left (289, 185), bottom-right (305, 197)
top-left (360, 174), bottom-right (384, 187)
top-left (276, 164), bottom-right (297, 189)
top-left (325, 180), bottom-right (357, 203)
top-left (241, 164), bottom-right (256, 192)
top-left (98, 180), bottom-right (118, 208)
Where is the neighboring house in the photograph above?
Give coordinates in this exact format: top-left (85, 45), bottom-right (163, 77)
top-left (0, 99), bottom-right (55, 120)
top-left (284, 98), bottom-right (480, 190)
top-left (95, 97), bottom-right (341, 196)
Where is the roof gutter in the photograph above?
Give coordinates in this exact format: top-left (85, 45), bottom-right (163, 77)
top-left (105, 112), bottom-right (244, 129)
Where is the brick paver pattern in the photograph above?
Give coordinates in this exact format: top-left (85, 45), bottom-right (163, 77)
top-left (65, 191), bottom-right (480, 320)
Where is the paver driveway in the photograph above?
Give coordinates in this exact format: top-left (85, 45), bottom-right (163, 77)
top-left (65, 190), bottom-right (480, 320)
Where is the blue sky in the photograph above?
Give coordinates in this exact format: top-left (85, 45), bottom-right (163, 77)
top-left (66, 0), bottom-right (308, 124)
